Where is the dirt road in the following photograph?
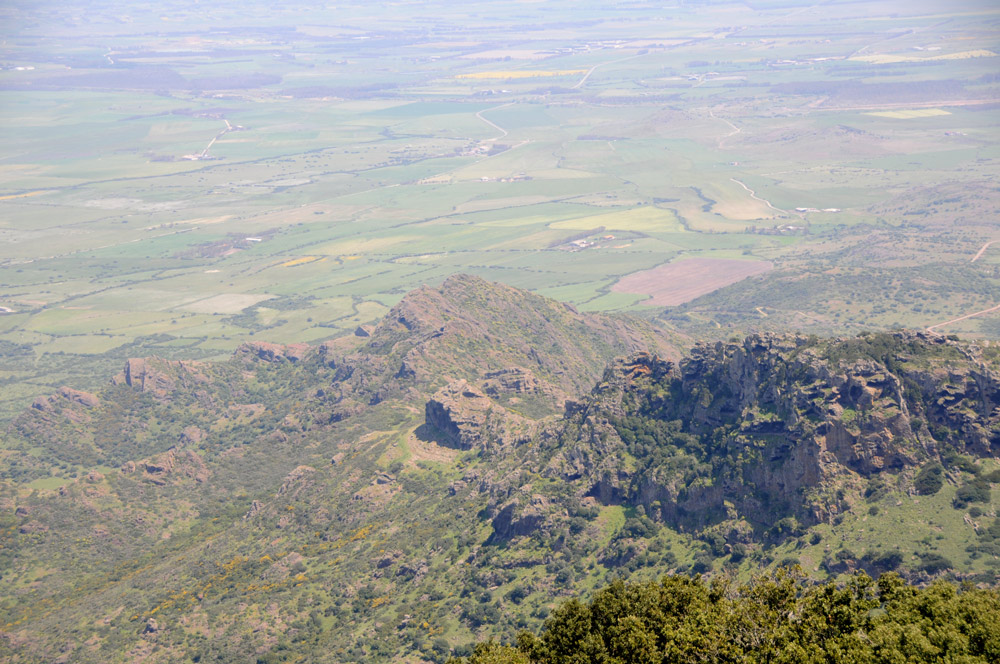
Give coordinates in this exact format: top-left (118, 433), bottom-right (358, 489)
top-left (572, 53), bottom-right (643, 89)
top-left (926, 303), bottom-right (1000, 335)
top-left (730, 178), bottom-right (788, 214)
top-left (971, 240), bottom-right (997, 263)
top-left (710, 109), bottom-right (741, 149)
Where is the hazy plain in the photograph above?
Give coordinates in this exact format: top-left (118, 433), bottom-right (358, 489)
top-left (0, 0), bottom-right (998, 417)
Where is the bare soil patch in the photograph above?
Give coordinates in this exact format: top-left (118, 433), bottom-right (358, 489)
top-left (407, 427), bottom-right (461, 467)
top-left (612, 258), bottom-right (773, 306)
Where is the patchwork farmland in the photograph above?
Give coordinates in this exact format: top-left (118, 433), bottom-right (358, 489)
top-left (0, 0), bottom-right (998, 420)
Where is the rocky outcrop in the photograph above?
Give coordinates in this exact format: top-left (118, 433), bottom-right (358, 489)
top-left (236, 341), bottom-right (312, 364)
top-left (30, 387), bottom-right (100, 412)
top-left (555, 332), bottom-right (1000, 536)
top-left (423, 379), bottom-right (537, 453)
top-left (113, 357), bottom-right (172, 394)
top-left (121, 448), bottom-right (211, 485)
top-left (57, 387), bottom-right (100, 409)
top-left (179, 425), bottom-right (206, 445)
top-left (243, 500), bottom-right (264, 520)
top-left (276, 466), bottom-right (317, 499)
top-left (424, 380), bottom-right (496, 450)
top-left (111, 357), bottom-right (207, 397)
top-left (482, 367), bottom-right (545, 397)
top-left (490, 494), bottom-right (558, 541)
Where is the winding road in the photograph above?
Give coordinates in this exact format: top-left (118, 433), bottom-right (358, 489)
top-left (475, 104), bottom-right (511, 140)
top-left (730, 178), bottom-right (787, 214)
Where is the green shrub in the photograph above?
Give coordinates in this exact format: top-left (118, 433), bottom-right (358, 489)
top-left (942, 449), bottom-right (979, 474)
top-left (917, 553), bottom-right (953, 574)
top-left (914, 463), bottom-right (944, 495)
top-left (954, 478), bottom-right (992, 508)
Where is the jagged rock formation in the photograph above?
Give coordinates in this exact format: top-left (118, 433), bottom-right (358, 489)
top-left (109, 356), bottom-right (214, 401)
top-left (30, 389), bottom-right (89, 413)
top-left (490, 493), bottom-right (557, 541)
top-left (423, 379), bottom-right (538, 452)
top-left (481, 367), bottom-right (546, 398)
top-left (425, 380), bottom-right (498, 450)
top-left (544, 331), bottom-right (1000, 537)
top-left (235, 341), bottom-right (313, 364)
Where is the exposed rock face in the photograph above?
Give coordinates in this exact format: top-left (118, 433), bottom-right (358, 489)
top-left (423, 378), bottom-right (538, 453)
top-left (236, 341), bottom-right (312, 364)
top-left (111, 357), bottom-right (207, 397)
top-left (243, 500), bottom-right (264, 521)
top-left (551, 332), bottom-right (1000, 535)
top-left (277, 466), bottom-right (317, 499)
top-left (424, 380), bottom-right (496, 450)
top-left (482, 367), bottom-right (545, 397)
top-left (31, 387), bottom-right (100, 412)
top-left (179, 425), bottom-right (206, 445)
top-left (490, 494), bottom-right (557, 541)
top-left (678, 335), bottom-right (923, 480)
top-left (113, 358), bottom-right (171, 393)
top-left (57, 387), bottom-right (100, 409)
top-left (396, 560), bottom-right (429, 581)
top-left (121, 449), bottom-right (211, 486)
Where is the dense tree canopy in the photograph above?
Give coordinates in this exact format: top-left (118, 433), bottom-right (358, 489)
top-left (453, 571), bottom-right (1000, 664)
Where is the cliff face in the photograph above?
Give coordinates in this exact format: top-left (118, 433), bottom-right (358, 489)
top-left (423, 379), bottom-right (530, 451)
top-left (546, 332), bottom-right (1000, 536)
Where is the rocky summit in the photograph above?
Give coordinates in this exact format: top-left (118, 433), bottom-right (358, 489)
top-left (1, 278), bottom-right (999, 663)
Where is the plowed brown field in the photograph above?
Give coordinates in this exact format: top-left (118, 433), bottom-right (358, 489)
top-left (612, 258), bottom-right (773, 306)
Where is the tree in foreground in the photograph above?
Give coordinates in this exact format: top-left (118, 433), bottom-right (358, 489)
top-left (451, 570), bottom-right (1000, 664)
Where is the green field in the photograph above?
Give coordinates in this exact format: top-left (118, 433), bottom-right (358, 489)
top-left (0, 0), bottom-right (998, 419)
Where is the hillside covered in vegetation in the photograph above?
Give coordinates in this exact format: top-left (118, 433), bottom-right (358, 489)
top-left (1, 277), bottom-right (999, 663)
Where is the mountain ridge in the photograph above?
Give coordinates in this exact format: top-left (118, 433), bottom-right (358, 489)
top-left (1, 277), bottom-right (998, 663)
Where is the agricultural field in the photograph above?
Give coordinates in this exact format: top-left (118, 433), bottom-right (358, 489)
top-left (612, 257), bottom-right (774, 306)
top-left (0, 0), bottom-right (999, 419)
